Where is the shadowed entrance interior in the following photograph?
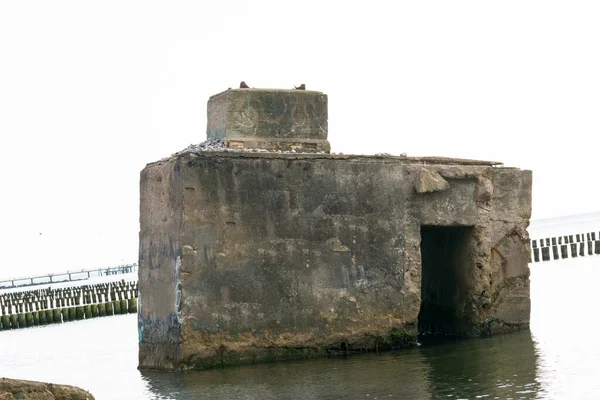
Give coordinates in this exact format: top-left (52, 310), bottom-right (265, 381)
top-left (418, 225), bottom-right (474, 336)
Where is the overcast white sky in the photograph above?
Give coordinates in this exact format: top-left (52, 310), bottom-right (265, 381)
top-left (1, 1), bottom-right (599, 279)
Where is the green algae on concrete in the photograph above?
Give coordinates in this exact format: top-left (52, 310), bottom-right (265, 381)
top-left (184, 336), bottom-right (421, 371)
top-left (388, 328), bottom-right (417, 347)
top-left (0, 377), bottom-right (95, 399)
top-left (188, 347), bottom-right (327, 371)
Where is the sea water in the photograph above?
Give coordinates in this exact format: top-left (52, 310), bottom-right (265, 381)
top-left (1, 215), bottom-right (599, 399)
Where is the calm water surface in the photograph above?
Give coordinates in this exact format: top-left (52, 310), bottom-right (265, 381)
top-left (1, 258), bottom-right (598, 399)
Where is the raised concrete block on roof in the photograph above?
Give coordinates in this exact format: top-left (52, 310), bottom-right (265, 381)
top-left (207, 88), bottom-right (330, 153)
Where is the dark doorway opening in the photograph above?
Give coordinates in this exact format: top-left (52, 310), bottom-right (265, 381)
top-left (418, 225), bottom-right (473, 337)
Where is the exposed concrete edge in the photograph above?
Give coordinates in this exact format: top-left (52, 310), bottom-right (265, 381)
top-left (410, 156), bottom-right (503, 166)
top-left (209, 88), bottom-right (325, 100)
top-left (223, 137), bottom-right (331, 153)
top-left (148, 152), bottom-right (505, 167)
top-left (0, 378), bottom-right (95, 399)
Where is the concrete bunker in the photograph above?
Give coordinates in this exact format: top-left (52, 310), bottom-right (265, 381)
top-left (419, 225), bottom-right (474, 336)
top-left (137, 86), bottom-right (532, 371)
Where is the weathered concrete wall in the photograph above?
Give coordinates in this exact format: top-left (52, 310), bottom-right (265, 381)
top-left (138, 152), bottom-right (532, 370)
top-left (138, 159), bottom-right (183, 369)
top-left (0, 378), bottom-right (94, 399)
top-left (206, 89), bottom-right (330, 152)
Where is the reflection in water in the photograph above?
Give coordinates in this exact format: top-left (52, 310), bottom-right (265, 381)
top-left (420, 332), bottom-right (539, 398)
top-left (142, 349), bottom-right (432, 399)
top-left (141, 332), bottom-right (539, 400)
top-left (530, 259), bottom-right (600, 400)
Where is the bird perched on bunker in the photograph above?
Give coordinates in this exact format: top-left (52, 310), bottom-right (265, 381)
top-left (239, 81), bottom-right (250, 88)
top-left (294, 83), bottom-right (306, 90)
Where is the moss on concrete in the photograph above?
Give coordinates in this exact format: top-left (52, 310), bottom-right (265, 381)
top-left (0, 377), bottom-right (95, 399)
top-left (181, 326), bottom-right (418, 371)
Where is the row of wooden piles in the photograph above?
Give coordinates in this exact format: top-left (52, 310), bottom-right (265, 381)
top-left (530, 231), bottom-right (600, 262)
top-left (0, 280), bottom-right (137, 330)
